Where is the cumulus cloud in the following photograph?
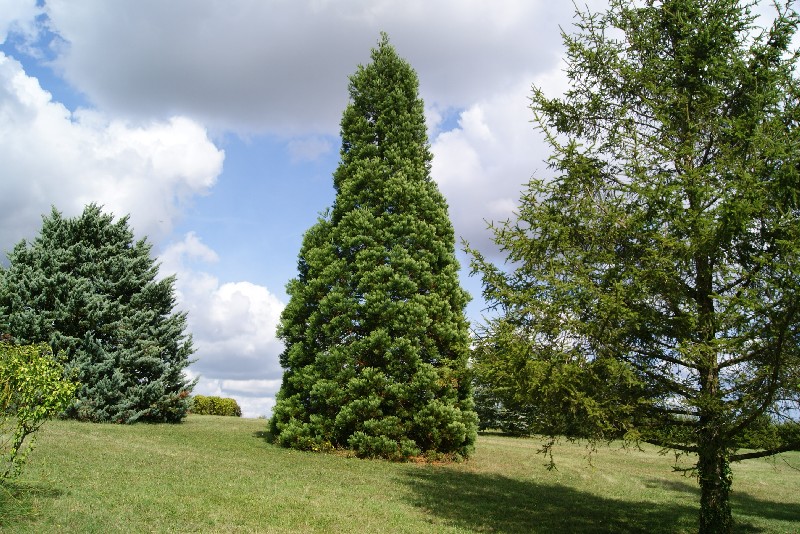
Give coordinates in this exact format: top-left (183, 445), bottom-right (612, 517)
top-left (0, 0), bottom-right (40, 48)
top-left (0, 52), bottom-right (224, 253)
top-left (160, 233), bottom-right (286, 419)
top-left (431, 69), bottom-right (570, 257)
top-left (2, 0), bottom-right (601, 261)
top-left (39, 0), bottom-right (576, 134)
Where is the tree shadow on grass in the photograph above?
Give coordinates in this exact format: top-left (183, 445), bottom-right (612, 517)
top-left (733, 491), bottom-right (800, 526)
top-left (645, 475), bottom-right (800, 526)
top-left (0, 482), bottom-right (64, 528)
top-left (402, 468), bottom-right (773, 534)
top-left (253, 430), bottom-right (271, 442)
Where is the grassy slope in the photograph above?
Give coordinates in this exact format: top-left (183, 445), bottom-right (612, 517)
top-left (2, 415), bottom-right (798, 533)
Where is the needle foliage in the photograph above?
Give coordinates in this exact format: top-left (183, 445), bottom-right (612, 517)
top-left (0, 204), bottom-right (195, 424)
top-left (469, 1), bottom-right (800, 532)
top-left (270, 35), bottom-right (476, 460)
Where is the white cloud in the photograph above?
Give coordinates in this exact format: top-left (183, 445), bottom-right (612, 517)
top-left (0, 0), bottom-right (40, 48)
top-left (39, 0), bottom-right (577, 134)
top-left (162, 234), bottom-right (286, 418)
top-left (159, 231), bottom-right (220, 268)
top-left (431, 73), bottom-right (565, 257)
top-left (0, 1), bottom-right (593, 264)
top-left (0, 52), bottom-right (224, 252)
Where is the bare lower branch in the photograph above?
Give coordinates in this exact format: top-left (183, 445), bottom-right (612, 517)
top-left (731, 441), bottom-right (800, 461)
top-left (643, 438), bottom-right (698, 453)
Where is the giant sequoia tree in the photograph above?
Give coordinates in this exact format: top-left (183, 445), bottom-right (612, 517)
top-left (270, 35), bottom-right (477, 460)
top-left (470, 1), bottom-right (800, 532)
top-left (0, 204), bottom-right (195, 423)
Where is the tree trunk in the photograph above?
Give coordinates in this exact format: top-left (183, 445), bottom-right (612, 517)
top-left (698, 433), bottom-right (733, 533)
top-left (693, 218), bottom-right (732, 533)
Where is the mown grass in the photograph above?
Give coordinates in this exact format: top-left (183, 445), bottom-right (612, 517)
top-left (1, 415), bottom-right (798, 532)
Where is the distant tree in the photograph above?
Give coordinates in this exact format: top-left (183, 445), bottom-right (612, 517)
top-left (0, 341), bottom-right (78, 481)
top-left (270, 34), bottom-right (477, 460)
top-left (0, 204), bottom-right (195, 423)
top-left (469, 1), bottom-right (800, 533)
top-left (472, 376), bottom-right (534, 436)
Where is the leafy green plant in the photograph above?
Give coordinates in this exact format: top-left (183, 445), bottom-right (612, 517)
top-left (190, 395), bottom-right (241, 417)
top-left (0, 341), bottom-right (77, 481)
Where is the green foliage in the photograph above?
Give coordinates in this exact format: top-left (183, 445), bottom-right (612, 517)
top-left (472, 378), bottom-right (534, 436)
top-left (190, 395), bottom-right (242, 417)
top-left (271, 34), bottom-right (477, 460)
top-left (469, 1), bottom-right (800, 532)
top-left (0, 204), bottom-right (196, 424)
top-left (0, 341), bottom-right (78, 481)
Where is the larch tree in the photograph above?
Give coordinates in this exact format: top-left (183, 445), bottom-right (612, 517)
top-left (0, 204), bottom-right (195, 423)
top-left (469, 1), bottom-right (800, 532)
top-left (270, 34), bottom-right (477, 460)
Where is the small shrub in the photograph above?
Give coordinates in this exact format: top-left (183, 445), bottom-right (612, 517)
top-left (1, 342), bottom-right (78, 481)
top-left (190, 395), bottom-right (242, 417)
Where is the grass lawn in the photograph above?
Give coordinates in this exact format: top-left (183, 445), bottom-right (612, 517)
top-left (2, 415), bottom-right (798, 533)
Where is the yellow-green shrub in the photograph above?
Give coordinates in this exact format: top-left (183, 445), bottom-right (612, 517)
top-left (190, 395), bottom-right (242, 417)
top-left (1, 342), bottom-right (78, 481)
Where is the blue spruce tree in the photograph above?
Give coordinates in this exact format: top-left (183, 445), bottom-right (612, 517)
top-left (0, 204), bottom-right (195, 423)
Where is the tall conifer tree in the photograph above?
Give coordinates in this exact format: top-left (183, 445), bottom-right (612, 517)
top-left (271, 35), bottom-right (477, 459)
top-left (0, 204), bottom-right (195, 423)
top-left (470, 1), bottom-right (800, 531)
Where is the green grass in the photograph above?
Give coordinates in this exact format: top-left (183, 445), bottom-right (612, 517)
top-left (2, 416), bottom-right (798, 533)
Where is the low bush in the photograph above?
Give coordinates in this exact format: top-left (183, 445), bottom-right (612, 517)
top-left (190, 395), bottom-right (242, 417)
top-left (0, 341), bottom-right (78, 481)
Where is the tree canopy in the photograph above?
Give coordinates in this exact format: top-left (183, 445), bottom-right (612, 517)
top-left (469, 1), bottom-right (800, 532)
top-left (0, 204), bottom-right (195, 423)
top-left (270, 35), bottom-right (477, 460)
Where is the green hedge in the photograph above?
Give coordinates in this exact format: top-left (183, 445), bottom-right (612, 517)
top-left (190, 395), bottom-right (242, 417)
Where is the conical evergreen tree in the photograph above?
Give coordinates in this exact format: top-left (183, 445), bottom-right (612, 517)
top-left (270, 35), bottom-right (477, 459)
top-left (0, 204), bottom-right (195, 423)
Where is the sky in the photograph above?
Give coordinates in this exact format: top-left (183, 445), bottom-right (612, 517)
top-left (4, 0), bottom-right (778, 418)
